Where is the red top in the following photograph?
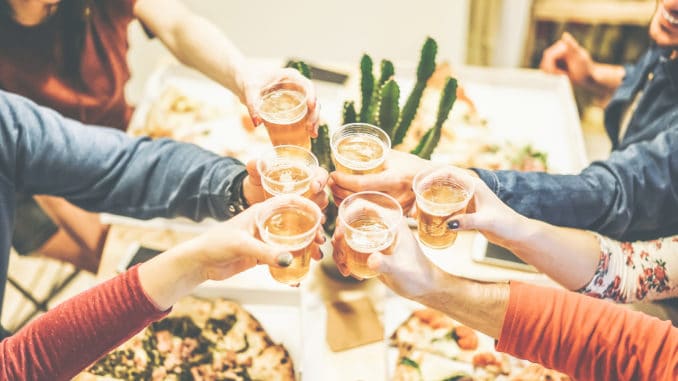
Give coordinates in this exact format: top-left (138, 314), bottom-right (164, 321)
top-left (0, 265), bottom-right (168, 381)
top-left (498, 281), bottom-right (678, 381)
top-left (0, 1), bottom-right (136, 130)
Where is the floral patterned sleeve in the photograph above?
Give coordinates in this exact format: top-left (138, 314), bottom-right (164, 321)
top-left (578, 234), bottom-right (678, 303)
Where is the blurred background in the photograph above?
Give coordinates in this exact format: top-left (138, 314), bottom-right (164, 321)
top-left (126, 0), bottom-right (654, 158)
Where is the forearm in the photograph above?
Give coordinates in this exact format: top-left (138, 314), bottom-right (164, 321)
top-left (136, 1), bottom-right (248, 100)
top-left (414, 270), bottom-right (509, 339)
top-left (0, 266), bottom-right (168, 380)
top-left (507, 217), bottom-right (600, 290)
top-left (138, 239), bottom-right (207, 310)
top-left (2, 89), bottom-right (247, 221)
top-left (498, 282), bottom-right (678, 381)
top-left (472, 168), bottom-right (617, 232)
top-left (590, 62), bottom-right (625, 94)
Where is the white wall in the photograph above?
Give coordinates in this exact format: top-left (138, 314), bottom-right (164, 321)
top-left (493, 0), bottom-right (533, 67)
top-left (126, 0), bottom-right (470, 102)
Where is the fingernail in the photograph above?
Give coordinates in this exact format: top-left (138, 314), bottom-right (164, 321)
top-left (277, 253), bottom-right (293, 267)
top-left (447, 220), bottom-right (460, 230)
top-left (318, 248), bottom-right (325, 259)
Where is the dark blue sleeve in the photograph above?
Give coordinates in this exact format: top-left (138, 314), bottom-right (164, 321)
top-left (474, 124), bottom-right (678, 240)
top-left (0, 90), bottom-right (247, 221)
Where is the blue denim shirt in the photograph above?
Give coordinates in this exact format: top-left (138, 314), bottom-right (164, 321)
top-left (0, 90), bottom-right (248, 315)
top-left (475, 45), bottom-right (678, 241)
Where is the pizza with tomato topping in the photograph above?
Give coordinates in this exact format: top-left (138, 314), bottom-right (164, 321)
top-left (390, 308), bottom-right (570, 381)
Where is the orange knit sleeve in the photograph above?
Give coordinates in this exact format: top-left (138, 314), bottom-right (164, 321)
top-left (497, 281), bottom-right (677, 381)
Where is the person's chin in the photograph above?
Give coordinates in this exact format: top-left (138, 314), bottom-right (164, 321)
top-left (649, 22), bottom-right (678, 48)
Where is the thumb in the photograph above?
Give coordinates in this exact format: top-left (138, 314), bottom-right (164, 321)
top-left (237, 236), bottom-right (293, 268)
top-left (367, 251), bottom-right (390, 273)
top-left (246, 160), bottom-right (262, 186)
top-left (446, 213), bottom-right (481, 231)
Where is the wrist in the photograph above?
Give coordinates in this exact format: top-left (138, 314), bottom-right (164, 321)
top-left (413, 266), bottom-right (457, 305)
top-left (589, 62), bottom-right (624, 93)
top-left (241, 176), bottom-right (257, 207)
top-left (233, 64), bottom-right (251, 104)
top-left (137, 242), bottom-right (206, 311)
top-left (504, 215), bottom-right (541, 252)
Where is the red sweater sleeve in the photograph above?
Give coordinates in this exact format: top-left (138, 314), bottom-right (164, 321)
top-left (0, 265), bottom-right (169, 381)
top-left (497, 281), bottom-right (678, 381)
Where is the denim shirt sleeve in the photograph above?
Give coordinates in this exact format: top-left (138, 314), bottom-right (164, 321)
top-left (474, 123), bottom-right (678, 240)
top-left (0, 90), bottom-right (247, 221)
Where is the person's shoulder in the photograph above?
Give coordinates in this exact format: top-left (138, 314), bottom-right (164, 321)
top-left (92, 0), bottom-right (136, 23)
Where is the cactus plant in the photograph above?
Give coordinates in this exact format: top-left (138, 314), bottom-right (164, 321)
top-left (391, 37), bottom-right (437, 147)
top-left (377, 79), bottom-right (400, 138)
top-left (287, 60), bottom-right (312, 79)
top-left (378, 59), bottom-right (395, 86)
top-left (359, 54), bottom-right (375, 123)
top-left (311, 123), bottom-right (335, 172)
top-left (295, 38), bottom-right (456, 166)
top-left (366, 60), bottom-right (397, 125)
top-left (342, 37), bottom-right (456, 160)
top-left (411, 78), bottom-right (457, 159)
top-left (342, 100), bottom-right (357, 125)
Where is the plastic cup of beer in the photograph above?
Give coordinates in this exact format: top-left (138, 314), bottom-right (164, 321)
top-left (338, 191), bottom-right (402, 279)
top-left (257, 145), bottom-right (318, 199)
top-left (256, 195), bottom-right (322, 285)
top-left (330, 123), bottom-right (390, 175)
top-left (256, 80), bottom-right (311, 149)
top-left (413, 166), bottom-right (475, 249)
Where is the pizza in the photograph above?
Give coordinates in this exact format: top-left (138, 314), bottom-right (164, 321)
top-left (76, 297), bottom-right (295, 381)
top-left (390, 308), bottom-right (570, 381)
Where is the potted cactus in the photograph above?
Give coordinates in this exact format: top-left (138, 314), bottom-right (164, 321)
top-left (340, 37), bottom-right (458, 160)
top-left (292, 37), bottom-right (459, 171)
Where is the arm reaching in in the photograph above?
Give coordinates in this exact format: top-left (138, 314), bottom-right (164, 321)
top-left (540, 32), bottom-right (625, 99)
top-left (449, 170), bottom-right (678, 302)
top-left (364, 222), bottom-right (678, 381)
top-left (0, 196), bottom-right (324, 380)
top-left (1, 90), bottom-right (329, 219)
top-left (134, 0), bottom-right (319, 135)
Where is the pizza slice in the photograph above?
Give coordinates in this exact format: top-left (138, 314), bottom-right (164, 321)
top-left (391, 308), bottom-right (573, 381)
top-left (391, 309), bottom-right (489, 363)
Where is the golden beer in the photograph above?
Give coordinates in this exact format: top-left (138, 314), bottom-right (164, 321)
top-left (258, 87), bottom-right (310, 149)
top-left (256, 195), bottom-right (321, 286)
top-left (331, 123), bottom-right (390, 175)
top-left (262, 165), bottom-right (313, 199)
top-left (337, 191), bottom-right (402, 279)
top-left (258, 145), bottom-right (318, 199)
top-left (261, 207), bottom-right (317, 285)
top-left (417, 185), bottom-right (469, 249)
top-left (332, 133), bottom-right (386, 174)
top-left (413, 167), bottom-right (475, 250)
top-left (342, 218), bottom-right (396, 279)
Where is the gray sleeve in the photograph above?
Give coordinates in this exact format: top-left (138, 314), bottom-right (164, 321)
top-left (0, 90), bottom-right (247, 221)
